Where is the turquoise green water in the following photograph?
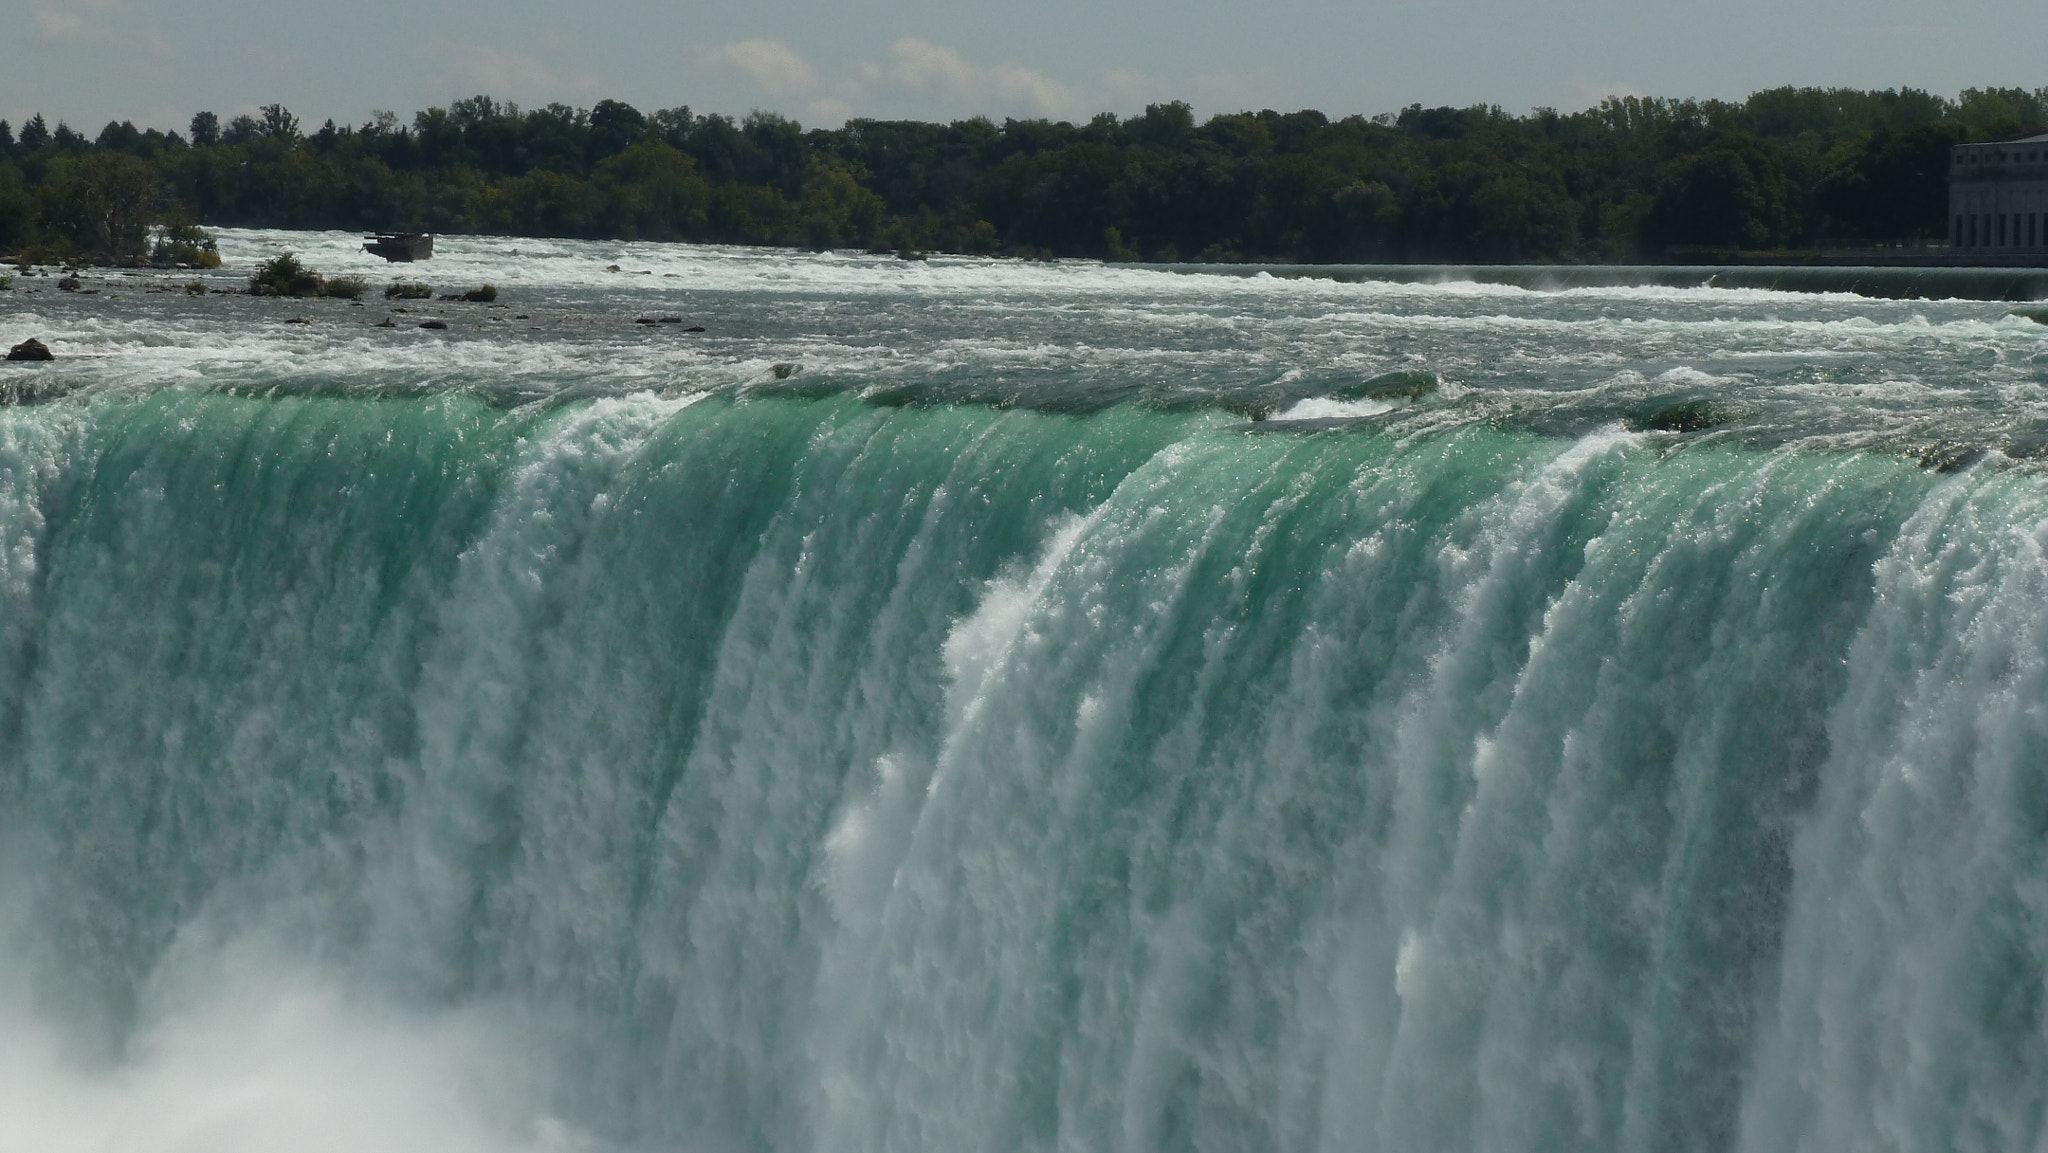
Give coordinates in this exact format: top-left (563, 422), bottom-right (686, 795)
top-left (0, 385), bottom-right (2022, 1152)
top-left (6, 235), bottom-right (2048, 1152)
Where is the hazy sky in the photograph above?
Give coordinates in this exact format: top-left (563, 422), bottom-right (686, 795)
top-left (4, 0), bottom-right (2043, 136)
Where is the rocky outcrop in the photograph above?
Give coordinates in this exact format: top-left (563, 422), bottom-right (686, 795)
top-left (5, 338), bottom-right (53, 361)
top-left (1629, 399), bottom-right (1741, 434)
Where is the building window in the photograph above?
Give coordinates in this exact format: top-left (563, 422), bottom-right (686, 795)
top-left (2000, 215), bottom-right (2008, 246)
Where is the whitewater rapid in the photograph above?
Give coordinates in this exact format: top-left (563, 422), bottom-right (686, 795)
top-left (3, 234), bottom-right (2048, 1152)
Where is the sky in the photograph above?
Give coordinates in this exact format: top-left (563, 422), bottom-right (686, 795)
top-left (2, 0), bottom-right (2044, 136)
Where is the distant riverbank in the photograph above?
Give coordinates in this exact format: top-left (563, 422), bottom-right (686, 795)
top-left (8, 86), bottom-right (2048, 269)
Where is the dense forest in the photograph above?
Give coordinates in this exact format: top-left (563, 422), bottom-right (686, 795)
top-left (2, 85), bottom-right (2046, 265)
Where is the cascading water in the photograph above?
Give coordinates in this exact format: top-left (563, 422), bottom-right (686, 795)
top-left (2, 230), bottom-right (2048, 1152)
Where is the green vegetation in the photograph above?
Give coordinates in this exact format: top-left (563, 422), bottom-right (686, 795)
top-left (385, 281), bottom-right (433, 299)
top-left (0, 86), bottom-right (2043, 263)
top-left (249, 252), bottom-right (323, 296)
top-left (150, 222), bottom-right (221, 266)
top-left (323, 275), bottom-right (369, 299)
top-left (248, 252), bottom-right (365, 298)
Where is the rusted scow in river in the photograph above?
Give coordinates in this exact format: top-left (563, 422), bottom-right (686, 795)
top-left (363, 232), bottom-right (433, 262)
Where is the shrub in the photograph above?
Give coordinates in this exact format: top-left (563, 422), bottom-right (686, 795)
top-left (322, 275), bottom-right (369, 300)
top-left (151, 223), bottom-right (222, 268)
top-left (250, 252), bottom-right (324, 297)
top-left (464, 284), bottom-right (497, 303)
top-left (0, 275), bottom-right (12, 291)
top-left (20, 241), bottom-right (80, 267)
top-left (184, 280), bottom-right (205, 295)
top-left (385, 281), bottom-right (432, 299)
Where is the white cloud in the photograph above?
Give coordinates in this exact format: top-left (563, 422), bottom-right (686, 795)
top-left (31, 7), bottom-right (90, 39)
top-left (884, 38), bottom-right (975, 97)
top-left (447, 44), bottom-right (565, 98)
top-left (712, 39), bottom-right (817, 100)
top-left (1568, 77), bottom-right (1645, 108)
top-left (706, 37), bottom-right (1167, 123)
top-left (1188, 72), bottom-right (1261, 112)
top-left (870, 38), bottom-right (1085, 120)
top-left (30, 0), bottom-right (123, 42)
top-left (807, 97), bottom-right (854, 126)
top-left (1101, 69), bottom-right (1152, 105)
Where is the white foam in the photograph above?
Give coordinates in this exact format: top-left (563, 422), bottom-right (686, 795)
top-left (0, 941), bottom-right (583, 1153)
top-left (1269, 395), bottom-right (1398, 421)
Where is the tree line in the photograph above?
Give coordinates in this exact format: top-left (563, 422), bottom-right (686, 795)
top-left (2, 86), bottom-right (2045, 265)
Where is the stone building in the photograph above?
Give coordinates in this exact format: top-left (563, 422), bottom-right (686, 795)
top-left (1951, 132), bottom-right (2048, 251)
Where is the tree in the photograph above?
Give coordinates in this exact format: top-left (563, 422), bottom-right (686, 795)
top-left (19, 115), bottom-right (49, 151)
top-left (594, 142), bottom-right (708, 237)
top-left (450, 95), bottom-right (510, 127)
top-left (741, 112), bottom-right (808, 192)
top-left (1815, 123), bottom-right (1965, 240)
top-left (1954, 87), bottom-right (2047, 140)
top-left (1130, 102), bottom-right (1196, 149)
top-left (189, 111), bottom-right (220, 147)
top-left (96, 121), bottom-right (144, 154)
top-left (588, 99), bottom-right (647, 163)
top-left (0, 165), bottom-right (30, 251)
top-left (1648, 130), bottom-right (1795, 250)
top-left (258, 104), bottom-right (300, 143)
top-left (797, 158), bottom-right (883, 248)
top-left (42, 152), bottom-right (158, 259)
top-left (499, 170), bottom-right (600, 236)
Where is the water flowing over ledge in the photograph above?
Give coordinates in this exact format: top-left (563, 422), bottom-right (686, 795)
top-left (1124, 261), bottom-right (2048, 301)
top-left (3, 234), bottom-right (2048, 1152)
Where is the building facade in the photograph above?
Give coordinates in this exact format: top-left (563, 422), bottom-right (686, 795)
top-left (1951, 132), bottom-right (2048, 251)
